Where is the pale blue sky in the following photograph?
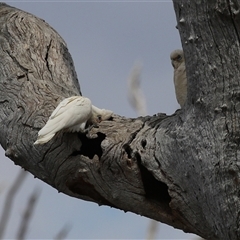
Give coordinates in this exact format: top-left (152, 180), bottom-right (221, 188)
top-left (0, 1), bottom-right (197, 239)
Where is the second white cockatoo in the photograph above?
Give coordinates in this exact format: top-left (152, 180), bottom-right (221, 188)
top-left (170, 49), bottom-right (187, 108)
top-left (34, 96), bottom-right (113, 145)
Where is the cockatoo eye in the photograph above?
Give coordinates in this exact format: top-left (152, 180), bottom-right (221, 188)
top-left (97, 115), bottom-right (102, 122)
top-left (176, 55), bottom-right (182, 61)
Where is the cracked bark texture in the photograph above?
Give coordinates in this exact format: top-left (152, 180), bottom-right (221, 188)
top-left (0, 1), bottom-right (240, 239)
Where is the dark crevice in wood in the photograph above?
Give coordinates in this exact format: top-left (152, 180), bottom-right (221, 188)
top-left (70, 132), bottom-right (106, 159)
top-left (122, 126), bottom-right (171, 204)
top-left (122, 144), bottom-right (132, 159)
top-left (134, 151), bottom-right (171, 204)
top-left (141, 139), bottom-right (147, 149)
top-left (123, 141), bottom-right (171, 205)
top-left (45, 39), bottom-right (52, 78)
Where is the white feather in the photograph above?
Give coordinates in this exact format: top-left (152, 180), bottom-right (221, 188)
top-left (34, 96), bottom-right (92, 145)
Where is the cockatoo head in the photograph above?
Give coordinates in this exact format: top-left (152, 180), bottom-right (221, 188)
top-left (170, 49), bottom-right (184, 69)
top-left (91, 105), bottom-right (113, 124)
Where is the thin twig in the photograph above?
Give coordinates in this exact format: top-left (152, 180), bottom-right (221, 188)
top-left (0, 169), bottom-right (28, 239)
top-left (146, 219), bottom-right (159, 240)
top-left (16, 187), bottom-right (41, 240)
top-left (54, 223), bottom-right (72, 240)
top-left (127, 61), bottom-right (147, 116)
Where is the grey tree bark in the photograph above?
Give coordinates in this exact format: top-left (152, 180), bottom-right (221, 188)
top-left (0, 1), bottom-right (239, 239)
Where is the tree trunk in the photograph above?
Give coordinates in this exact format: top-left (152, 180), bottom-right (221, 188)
top-left (0, 2), bottom-right (239, 239)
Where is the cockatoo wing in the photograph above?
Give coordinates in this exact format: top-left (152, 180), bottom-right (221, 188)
top-left (49, 96), bottom-right (82, 119)
top-left (34, 96), bottom-right (92, 145)
top-left (174, 62), bottom-right (187, 108)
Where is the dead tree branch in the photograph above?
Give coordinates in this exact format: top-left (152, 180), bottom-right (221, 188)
top-left (1, 2), bottom-right (240, 239)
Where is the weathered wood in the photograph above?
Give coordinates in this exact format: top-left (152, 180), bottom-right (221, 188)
top-left (172, 1), bottom-right (240, 239)
top-left (1, 2), bottom-right (240, 239)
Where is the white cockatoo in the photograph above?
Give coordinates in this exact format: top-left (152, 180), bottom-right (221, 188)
top-left (170, 49), bottom-right (187, 108)
top-left (34, 96), bottom-right (113, 145)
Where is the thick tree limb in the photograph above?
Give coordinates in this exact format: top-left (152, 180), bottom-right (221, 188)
top-left (1, 2), bottom-right (240, 239)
